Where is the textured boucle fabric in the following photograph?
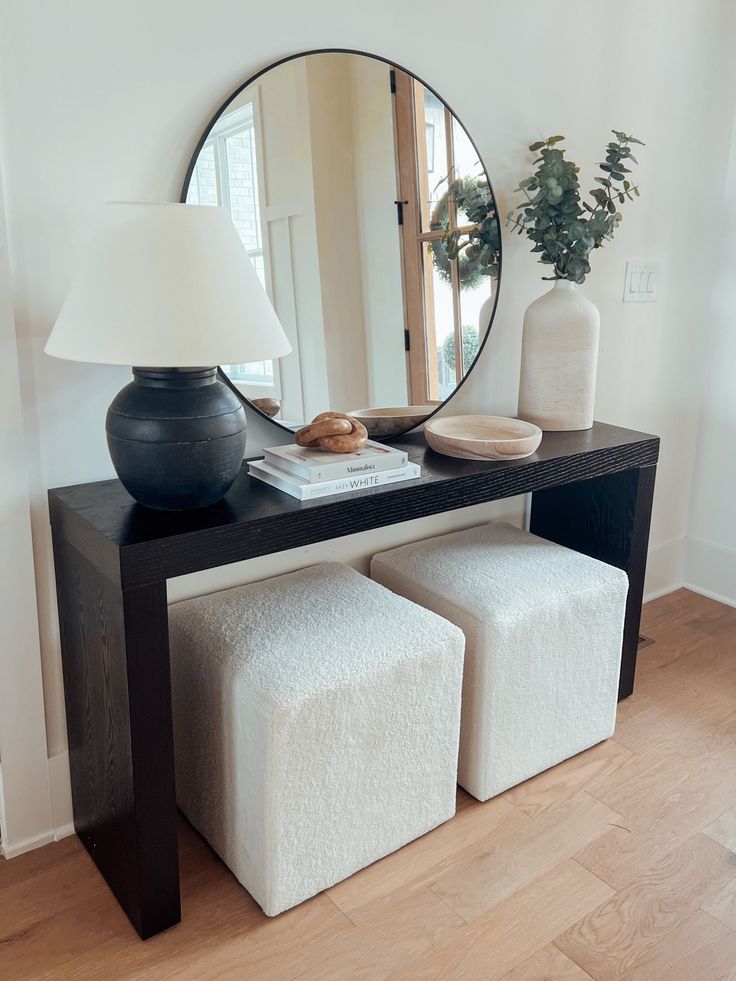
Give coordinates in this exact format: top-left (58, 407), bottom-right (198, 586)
top-left (169, 561), bottom-right (464, 917)
top-left (371, 522), bottom-right (628, 802)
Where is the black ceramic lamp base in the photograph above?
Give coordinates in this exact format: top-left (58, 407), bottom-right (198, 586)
top-left (106, 367), bottom-right (247, 510)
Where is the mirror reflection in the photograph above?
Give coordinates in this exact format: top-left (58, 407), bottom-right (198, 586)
top-left (185, 51), bottom-right (500, 436)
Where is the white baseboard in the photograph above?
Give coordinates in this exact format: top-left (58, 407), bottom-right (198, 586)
top-left (685, 537), bottom-right (736, 608)
top-left (53, 822), bottom-right (75, 841)
top-left (0, 764), bottom-right (5, 848)
top-left (641, 536), bottom-right (736, 608)
top-left (2, 828), bottom-right (56, 859)
top-left (643, 537), bottom-right (686, 603)
top-left (0, 751), bottom-right (74, 858)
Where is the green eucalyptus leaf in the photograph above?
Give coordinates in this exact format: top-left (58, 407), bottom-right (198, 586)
top-left (510, 127), bottom-right (642, 281)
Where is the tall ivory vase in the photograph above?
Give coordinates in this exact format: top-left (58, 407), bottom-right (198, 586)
top-left (517, 280), bottom-right (600, 431)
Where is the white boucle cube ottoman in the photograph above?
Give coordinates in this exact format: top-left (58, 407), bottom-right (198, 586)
top-left (371, 522), bottom-right (628, 802)
top-left (169, 561), bottom-right (464, 917)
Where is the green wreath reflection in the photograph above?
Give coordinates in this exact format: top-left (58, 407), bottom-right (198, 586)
top-left (429, 176), bottom-right (500, 288)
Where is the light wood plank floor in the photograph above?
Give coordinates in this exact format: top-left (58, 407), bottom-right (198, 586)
top-left (2, 588), bottom-right (735, 980)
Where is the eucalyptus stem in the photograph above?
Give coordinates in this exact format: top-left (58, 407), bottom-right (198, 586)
top-left (505, 131), bottom-right (644, 284)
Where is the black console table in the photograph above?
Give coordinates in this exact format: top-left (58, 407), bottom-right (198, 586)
top-left (48, 421), bottom-right (658, 939)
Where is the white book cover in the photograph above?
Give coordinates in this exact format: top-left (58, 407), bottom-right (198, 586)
top-left (248, 459), bottom-right (421, 501)
top-left (263, 439), bottom-right (408, 483)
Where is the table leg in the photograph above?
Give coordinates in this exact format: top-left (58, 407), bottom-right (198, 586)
top-left (530, 465), bottom-right (657, 700)
top-left (51, 534), bottom-right (180, 939)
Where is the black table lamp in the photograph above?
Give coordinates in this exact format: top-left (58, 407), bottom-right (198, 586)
top-left (44, 202), bottom-right (291, 510)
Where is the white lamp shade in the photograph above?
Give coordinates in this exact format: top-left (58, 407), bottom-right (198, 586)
top-left (45, 202), bottom-right (292, 367)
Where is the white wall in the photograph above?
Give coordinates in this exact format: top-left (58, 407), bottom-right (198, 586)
top-left (0, 158), bottom-right (54, 856)
top-left (1, 0), bottom-right (735, 841)
top-left (687, 108), bottom-right (736, 604)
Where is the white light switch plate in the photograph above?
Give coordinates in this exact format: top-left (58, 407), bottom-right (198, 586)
top-left (623, 261), bottom-right (659, 302)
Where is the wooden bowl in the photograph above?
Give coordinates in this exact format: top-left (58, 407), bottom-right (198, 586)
top-left (424, 415), bottom-right (542, 461)
top-left (250, 397), bottom-right (281, 419)
top-left (349, 405), bottom-right (436, 437)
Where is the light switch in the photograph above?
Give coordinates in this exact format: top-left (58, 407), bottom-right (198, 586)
top-left (623, 261), bottom-right (659, 302)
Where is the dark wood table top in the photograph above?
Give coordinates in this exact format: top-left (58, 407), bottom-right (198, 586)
top-left (48, 421), bottom-right (659, 588)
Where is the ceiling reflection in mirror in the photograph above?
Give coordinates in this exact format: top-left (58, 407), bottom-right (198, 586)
top-left (184, 51), bottom-right (500, 437)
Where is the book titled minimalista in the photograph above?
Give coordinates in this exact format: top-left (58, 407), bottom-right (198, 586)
top-left (248, 459), bottom-right (421, 501)
top-left (264, 439), bottom-right (408, 484)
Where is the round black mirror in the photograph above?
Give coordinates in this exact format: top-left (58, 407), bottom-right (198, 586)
top-left (182, 49), bottom-right (501, 439)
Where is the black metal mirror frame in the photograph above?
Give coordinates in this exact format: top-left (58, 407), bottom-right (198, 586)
top-left (180, 47), bottom-right (502, 439)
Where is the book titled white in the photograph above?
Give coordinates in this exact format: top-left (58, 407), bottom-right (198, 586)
top-left (249, 459), bottom-right (421, 501)
top-left (264, 439), bottom-right (408, 483)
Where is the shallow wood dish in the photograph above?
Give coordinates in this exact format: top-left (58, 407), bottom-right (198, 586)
top-left (250, 397), bottom-right (281, 419)
top-left (424, 415), bottom-right (542, 461)
top-left (349, 405), bottom-right (436, 437)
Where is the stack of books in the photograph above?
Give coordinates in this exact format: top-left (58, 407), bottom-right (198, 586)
top-left (248, 440), bottom-right (421, 500)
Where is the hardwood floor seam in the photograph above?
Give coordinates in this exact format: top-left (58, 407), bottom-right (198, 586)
top-left (703, 803), bottom-right (736, 843)
top-left (550, 938), bottom-right (598, 979)
top-left (699, 904), bottom-right (736, 937)
top-left (319, 890), bottom-right (360, 929)
top-left (581, 789), bottom-right (630, 830)
top-left (582, 801), bottom-right (632, 834)
top-left (569, 856), bottom-right (619, 893)
top-left (426, 882), bottom-right (472, 925)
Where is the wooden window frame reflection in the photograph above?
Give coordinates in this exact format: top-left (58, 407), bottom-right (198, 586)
top-left (393, 70), bottom-right (473, 405)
